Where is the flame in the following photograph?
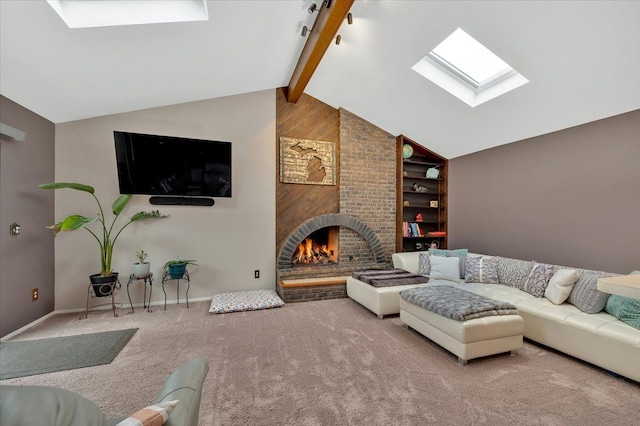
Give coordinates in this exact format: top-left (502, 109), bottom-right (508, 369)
top-left (294, 238), bottom-right (333, 264)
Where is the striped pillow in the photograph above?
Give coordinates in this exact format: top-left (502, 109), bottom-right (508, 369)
top-left (116, 400), bottom-right (179, 426)
top-left (567, 272), bottom-right (611, 313)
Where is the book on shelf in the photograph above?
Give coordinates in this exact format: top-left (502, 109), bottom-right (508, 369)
top-left (426, 231), bottom-right (447, 237)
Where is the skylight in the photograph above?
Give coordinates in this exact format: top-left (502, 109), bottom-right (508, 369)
top-left (47, 0), bottom-right (209, 29)
top-left (412, 28), bottom-right (528, 107)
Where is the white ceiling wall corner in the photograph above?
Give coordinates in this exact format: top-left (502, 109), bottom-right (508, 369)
top-left (305, 1), bottom-right (640, 158)
top-left (0, 1), bottom-right (314, 123)
top-left (1, 1), bottom-right (640, 157)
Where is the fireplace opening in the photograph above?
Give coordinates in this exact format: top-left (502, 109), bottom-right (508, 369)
top-left (291, 227), bottom-right (338, 265)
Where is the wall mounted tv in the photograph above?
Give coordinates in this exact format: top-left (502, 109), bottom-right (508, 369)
top-left (114, 131), bottom-right (231, 199)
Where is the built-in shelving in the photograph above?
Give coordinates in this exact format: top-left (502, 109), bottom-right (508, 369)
top-left (396, 135), bottom-right (448, 252)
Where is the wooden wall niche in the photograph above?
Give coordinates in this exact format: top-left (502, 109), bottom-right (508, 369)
top-left (276, 88), bottom-right (340, 252)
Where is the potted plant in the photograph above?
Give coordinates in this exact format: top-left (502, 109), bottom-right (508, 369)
top-left (163, 258), bottom-right (198, 279)
top-left (134, 250), bottom-right (151, 279)
top-left (39, 182), bottom-right (168, 297)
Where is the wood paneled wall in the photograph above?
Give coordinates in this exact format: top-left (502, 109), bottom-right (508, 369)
top-left (276, 88), bottom-right (340, 252)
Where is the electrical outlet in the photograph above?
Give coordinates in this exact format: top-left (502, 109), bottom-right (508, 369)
top-left (254, 270), bottom-right (260, 279)
top-left (32, 288), bottom-right (39, 301)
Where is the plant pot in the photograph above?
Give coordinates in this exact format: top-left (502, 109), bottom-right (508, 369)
top-left (167, 263), bottom-right (186, 279)
top-left (89, 272), bottom-right (119, 297)
top-left (133, 262), bottom-right (151, 278)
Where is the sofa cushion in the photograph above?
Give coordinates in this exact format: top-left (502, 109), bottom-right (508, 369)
top-left (524, 261), bottom-right (554, 298)
top-left (428, 248), bottom-right (468, 279)
top-left (605, 295), bottom-right (640, 329)
top-left (567, 272), bottom-right (611, 314)
top-left (429, 256), bottom-right (460, 282)
top-left (464, 257), bottom-right (499, 284)
top-left (0, 385), bottom-right (107, 426)
top-left (496, 257), bottom-right (531, 290)
top-left (544, 269), bottom-right (578, 304)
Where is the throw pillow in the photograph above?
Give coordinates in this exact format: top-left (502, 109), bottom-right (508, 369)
top-left (428, 255), bottom-right (460, 282)
top-left (605, 295), bottom-right (640, 329)
top-left (465, 257), bottom-right (499, 284)
top-left (429, 248), bottom-right (468, 279)
top-left (544, 269), bottom-right (578, 304)
top-left (418, 252), bottom-right (431, 277)
top-left (116, 400), bottom-right (179, 426)
top-left (567, 272), bottom-right (611, 313)
top-left (496, 257), bottom-right (531, 290)
top-left (524, 261), bottom-right (554, 298)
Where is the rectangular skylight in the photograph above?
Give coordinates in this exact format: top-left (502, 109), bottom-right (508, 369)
top-left (412, 28), bottom-right (528, 107)
top-left (47, 0), bottom-right (209, 29)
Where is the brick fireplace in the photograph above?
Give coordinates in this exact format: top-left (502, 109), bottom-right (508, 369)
top-left (276, 93), bottom-right (397, 303)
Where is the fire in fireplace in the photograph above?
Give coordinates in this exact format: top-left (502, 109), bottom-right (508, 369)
top-left (291, 227), bottom-right (338, 265)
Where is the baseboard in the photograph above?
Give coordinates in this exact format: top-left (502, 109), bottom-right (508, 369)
top-left (2, 297), bottom-right (213, 341)
top-left (1, 311), bottom-right (57, 342)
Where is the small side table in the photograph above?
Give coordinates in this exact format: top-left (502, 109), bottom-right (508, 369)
top-left (127, 273), bottom-right (153, 314)
top-left (162, 271), bottom-right (190, 310)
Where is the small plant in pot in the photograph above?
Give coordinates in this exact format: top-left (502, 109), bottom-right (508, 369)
top-left (134, 250), bottom-right (151, 279)
top-left (163, 258), bottom-right (198, 279)
top-left (40, 182), bottom-right (168, 297)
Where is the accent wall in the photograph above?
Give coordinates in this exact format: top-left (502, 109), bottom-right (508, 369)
top-left (0, 95), bottom-right (55, 337)
top-left (449, 109), bottom-right (640, 274)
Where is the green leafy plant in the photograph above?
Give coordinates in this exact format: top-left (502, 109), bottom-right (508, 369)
top-left (136, 250), bottom-right (148, 264)
top-left (39, 182), bottom-right (168, 276)
top-left (163, 258), bottom-right (198, 272)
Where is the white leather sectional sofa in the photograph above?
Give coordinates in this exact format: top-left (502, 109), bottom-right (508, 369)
top-left (350, 251), bottom-right (640, 382)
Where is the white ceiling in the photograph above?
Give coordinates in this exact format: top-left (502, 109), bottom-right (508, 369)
top-left (2, 1), bottom-right (639, 158)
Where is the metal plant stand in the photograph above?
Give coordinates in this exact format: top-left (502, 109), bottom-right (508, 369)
top-left (127, 273), bottom-right (153, 314)
top-left (82, 279), bottom-right (121, 320)
top-left (162, 270), bottom-right (190, 310)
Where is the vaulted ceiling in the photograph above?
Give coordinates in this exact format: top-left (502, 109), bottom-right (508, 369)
top-left (2, 1), bottom-right (639, 158)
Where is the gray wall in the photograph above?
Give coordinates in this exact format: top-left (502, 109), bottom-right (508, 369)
top-left (449, 109), bottom-right (640, 274)
top-left (0, 95), bottom-right (55, 337)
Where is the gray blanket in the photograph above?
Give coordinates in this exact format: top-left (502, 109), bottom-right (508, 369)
top-left (352, 269), bottom-right (429, 288)
top-left (400, 285), bottom-right (518, 321)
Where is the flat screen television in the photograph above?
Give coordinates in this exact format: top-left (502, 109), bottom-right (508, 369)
top-left (114, 131), bottom-right (231, 198)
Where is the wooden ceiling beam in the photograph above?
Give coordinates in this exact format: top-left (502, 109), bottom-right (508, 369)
top-left (286, 0), bottom-right (355, 103)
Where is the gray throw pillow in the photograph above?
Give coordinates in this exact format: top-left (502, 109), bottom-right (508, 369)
top-left (418, 252), bottom-right (431, 278)
top-left (567, 272), bottom-right (611, 313)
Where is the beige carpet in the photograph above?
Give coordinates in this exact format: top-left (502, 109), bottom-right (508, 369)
top-left (1, 299), bottom-right (639, 425)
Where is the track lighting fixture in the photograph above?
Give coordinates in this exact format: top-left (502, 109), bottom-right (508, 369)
top-left (308, 3), bottom-right (317, 13)
top-left (335, 35), bottom-right (341, 45)
top-left (347, 12), bottom-right (353, 25)
top-left (301, 25), bottom-right (311, 37)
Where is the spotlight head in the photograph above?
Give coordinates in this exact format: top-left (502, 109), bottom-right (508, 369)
top-left (335, 34), bottom-right (341, 45)
top-left (301, 26), bottom-right (309, 37)
top-left (347, 13), bottom-right (353, 25)
top-left (308, 3), bottom-right (317, 13)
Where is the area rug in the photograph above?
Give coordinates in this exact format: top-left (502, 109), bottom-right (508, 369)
top-left (209, 289), bottom-right (284, 314)
top-left (0, 328), bottom-right (138, 380)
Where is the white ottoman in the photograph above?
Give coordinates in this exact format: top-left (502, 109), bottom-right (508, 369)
top-left (400, 297), bottom-right (524, 365)
top-left (347, 276), bottom-right (430, 319)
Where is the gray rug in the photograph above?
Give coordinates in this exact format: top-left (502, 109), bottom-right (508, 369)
top-left (0, 328), bottom-right (137, 380)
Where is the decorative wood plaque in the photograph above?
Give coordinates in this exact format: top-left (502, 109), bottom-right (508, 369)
top-left (279, 137), bottom-right (336, 185)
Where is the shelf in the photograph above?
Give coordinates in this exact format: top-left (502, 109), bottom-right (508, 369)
top-left (403, 190), bottom-right (443, 195)
top-left (403, 159), bottom-right (443, 167)
top-left (397, 135), bottom-right (448, 252)
top-left (403, 176), bottom-right (445, 181)
top-left (403, 204), bottom-right (444, 209)
top-left (403, 236), bottom-right (446, 239)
